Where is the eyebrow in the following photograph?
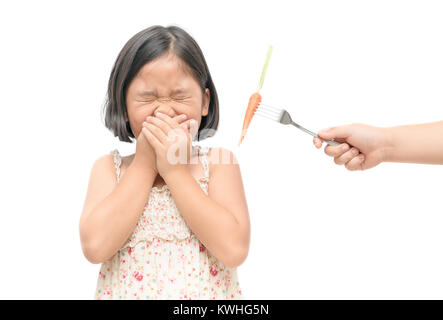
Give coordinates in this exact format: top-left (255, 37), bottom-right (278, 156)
top-left (171, 88), bottom-right (189, 95)
top-left (137, 88), bottom-right (189, 96)
top-left (138, 90), bottom-right (156, 97)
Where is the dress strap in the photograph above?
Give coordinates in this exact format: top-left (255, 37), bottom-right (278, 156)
top-left (198, 146), bottom-right (210, 180)
top-left (111, 149), bottom-right (122, 184)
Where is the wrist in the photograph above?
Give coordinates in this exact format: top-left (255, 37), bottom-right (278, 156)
top-left (131, 157), bottom-right (158, 177)
top-left (380, 127), bottom-right (395, 163)
top-left (161, 166), bottom-right (190, 184)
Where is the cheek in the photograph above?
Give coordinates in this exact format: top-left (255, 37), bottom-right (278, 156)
top-left (134, 105), bottom-right (155, 120)
top-left (167, 104), bottom-right (196, 120)
top-left (128, 111), bottom-right (155, 136)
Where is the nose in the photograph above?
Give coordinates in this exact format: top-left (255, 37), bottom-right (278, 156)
top-left (154, 103), bottom-right (176, 118)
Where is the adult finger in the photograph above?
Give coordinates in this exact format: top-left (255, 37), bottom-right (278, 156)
top-left (313, 137), bottom-right (322, 149)
top-left (334, 147), bottom-right (360, 165)
top-left (345, 154), bottom-right (365, 171)
top-left (324, 143), bottom-right (350, 157)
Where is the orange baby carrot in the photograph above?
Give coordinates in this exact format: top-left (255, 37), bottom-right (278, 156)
top-left (238, 92), bottom-right (262, 146)
top-left (238, 46), bottom-right (272, 146)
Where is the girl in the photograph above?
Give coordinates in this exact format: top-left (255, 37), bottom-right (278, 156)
top-left (79, 25), bottom-right (250, 300)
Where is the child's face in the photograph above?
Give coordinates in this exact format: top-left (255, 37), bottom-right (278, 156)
top-left (125, 53), bottom-right (210, 139)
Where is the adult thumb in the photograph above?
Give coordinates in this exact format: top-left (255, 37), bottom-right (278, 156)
top-left (317, 125), bottom-right (352, 141)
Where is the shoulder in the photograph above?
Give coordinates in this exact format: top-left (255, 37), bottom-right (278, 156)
top-left (205, 147), bottom-right (245, 193)
top-left (207, 147), bottom-right (239, 171)
top-left (89, 150), bottom-right (120, 183)
top-left (93, 150), bottom-right (119, 169)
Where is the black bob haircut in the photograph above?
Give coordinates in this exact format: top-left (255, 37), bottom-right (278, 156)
top-left (102, 25), bottom-right (219, 142)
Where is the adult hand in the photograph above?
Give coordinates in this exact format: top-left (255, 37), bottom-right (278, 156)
top-left (313, 123), bottom-right (390, 171)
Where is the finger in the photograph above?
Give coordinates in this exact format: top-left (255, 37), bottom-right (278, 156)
top-left (345, 154), bottom-right (365, 171)
top-left (324, 143), bottom-right (350, 157)
top-left (155, 111), bottom-right (181, 129)
top-left (172, 113), bottom-right (188, 124)
top-left (176, 119), bottom-right (193, 139)
top-left (188, 119), bottom-right (199, 139)
top-left (152, 112), bottom-right (185, 142)
top-left (180, 120), bottom-right (190, 131)
top-left (142, 127), bottom-right (162, 150)
top-left (146, 115), bottom-right (172, 136)
top-left (313, 137), bottom-right (323, 149)
top-left (334, 147), bottom-right (360, 165)
top-left (143, 121), bottom-right (168, 143)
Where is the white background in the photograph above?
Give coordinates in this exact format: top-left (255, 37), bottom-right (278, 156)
top-left (0, 0), bottom-right (442, 299)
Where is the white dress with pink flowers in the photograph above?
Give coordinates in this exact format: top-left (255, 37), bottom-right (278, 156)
top-left (94, 145), bottom-right (243, 300)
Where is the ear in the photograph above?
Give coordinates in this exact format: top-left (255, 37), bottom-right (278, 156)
top-left (201, 88), bottom-right (210, 117)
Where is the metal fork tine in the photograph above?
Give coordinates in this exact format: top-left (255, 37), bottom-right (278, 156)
top-left (255, 112), bottom-right (278, 121)
top-left (255, 106), bottom-right (281, 116)
top-left (256, 105), bottom-right (282, 117)
top-left (255, 103), bottom-right (340, 146)
top-left (258, 109), bottom-right (281, 117)
top-left (257, 108), bottom-right (280, 117)
top-left (258, 103), bottom-right (282, 113)
top-left (255, 107), bottom-right (280, 117)
top-left (254, 111), bottom-right (275, 119)
top-left (255, 111), bottom-right (280, 121)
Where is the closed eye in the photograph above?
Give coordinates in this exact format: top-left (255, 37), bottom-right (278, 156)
top-left (136, 97), bottom-right (157, 103)
top-left (172, 96), bottom-right (191, 101)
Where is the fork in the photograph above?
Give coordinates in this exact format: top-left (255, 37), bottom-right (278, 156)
top-left (255, 103), bottom-right (340, 146)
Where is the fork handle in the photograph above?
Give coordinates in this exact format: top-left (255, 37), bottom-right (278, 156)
top-left (290, 121), bottom-right (340, 146)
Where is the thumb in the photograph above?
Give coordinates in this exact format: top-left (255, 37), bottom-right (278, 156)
top-left (317, 125), bottom-right (352, 141)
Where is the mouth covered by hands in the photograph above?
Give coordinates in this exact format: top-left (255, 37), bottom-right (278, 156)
top-left (141, 112), bottom-right (199, 179)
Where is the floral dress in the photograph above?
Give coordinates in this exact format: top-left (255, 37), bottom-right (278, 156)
top-left (95, 145), bottom-right (243, 300)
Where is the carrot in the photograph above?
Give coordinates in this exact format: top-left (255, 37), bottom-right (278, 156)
top-left (238, 92), bottom-right (262, 146)
top-left (238, 46), bottom-right (272, 146)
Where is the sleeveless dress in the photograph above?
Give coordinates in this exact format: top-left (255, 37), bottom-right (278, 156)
top-left (95, 145), bottom-right (243, 300)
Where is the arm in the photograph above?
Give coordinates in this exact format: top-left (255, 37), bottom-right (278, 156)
top-left (79, 155), bottom-right (156, 264)
top-left (314, 121), bottom-right (443, 170)
top-left (163, 148), bottom-right (250, 268)
top-left (384, 121), bottom-right (443, 165)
